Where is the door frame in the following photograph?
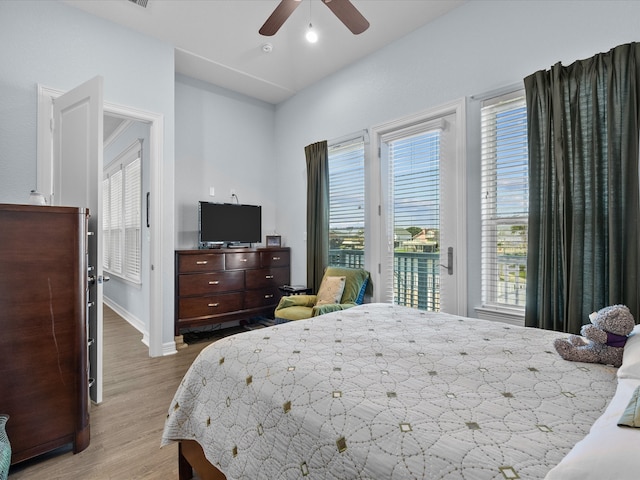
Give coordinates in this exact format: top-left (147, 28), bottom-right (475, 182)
top-left (368, 98), bottom-right (467, 316)
top-left (37, 85), bottom-right (166, 359)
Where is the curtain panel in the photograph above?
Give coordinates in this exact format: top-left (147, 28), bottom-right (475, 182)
top-left (305, 141), bottom-right (329, 293)
top-left (524, 42), bottom-right (640, 333)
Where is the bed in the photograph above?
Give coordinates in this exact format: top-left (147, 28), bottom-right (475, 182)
top-left (162, 303), bottom-right (640, 479)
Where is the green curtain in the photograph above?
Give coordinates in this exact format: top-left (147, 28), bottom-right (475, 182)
top-left (524, 42), bottom-right (640, 333)
top-left (305, 141), bottom-right (329, 293)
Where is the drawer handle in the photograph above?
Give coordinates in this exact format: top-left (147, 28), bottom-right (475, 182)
top-left (209, 281), bottom-right (220, 285)
top-left (208, 303), bottom-right (220, 308)
top-left (240, 258), bottom-right (248, 262)
top-left (265, 275), bottom-right (274, 279)
top-left (264, 294), bottom-right (274, 299)
top-left (196, 260), bottom-right (208, 265)
top-left (272, 256), bottom-right (280, 260)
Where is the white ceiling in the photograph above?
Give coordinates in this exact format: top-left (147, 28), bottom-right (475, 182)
top-left (63, 0), bottom-right (466, 104)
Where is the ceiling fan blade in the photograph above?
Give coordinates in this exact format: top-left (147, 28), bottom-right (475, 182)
top-left (322, 0), bottom-right (369, 35)
top-left (259, 0), bottom-right (302, 36)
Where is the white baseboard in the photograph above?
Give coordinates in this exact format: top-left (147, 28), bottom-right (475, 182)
top-left (162, 342), bottom-right (178, 356)
top-left (103, 297), bottom-right (147, 337)
top-left (103, 297), bottom-right (177, 356)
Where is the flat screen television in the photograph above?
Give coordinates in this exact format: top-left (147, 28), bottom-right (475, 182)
top-left (198, 201), bottom-right (262, 248)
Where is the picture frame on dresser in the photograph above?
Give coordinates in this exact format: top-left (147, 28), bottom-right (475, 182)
top-left (266, 235), bottom-right (281, 247)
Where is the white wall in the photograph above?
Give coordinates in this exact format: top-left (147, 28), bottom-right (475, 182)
top-left (273, 0), bottom-right (640, 316)
top-left (174, 75), bottom-right (277, 250)
top-left (0, 0), bottom-right (177, 348)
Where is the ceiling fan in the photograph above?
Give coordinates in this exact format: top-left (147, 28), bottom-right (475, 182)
top-left (259, 0), bottom-right (370, 36)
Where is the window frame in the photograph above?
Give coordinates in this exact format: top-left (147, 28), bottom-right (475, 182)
top-left (327, 134), bottom-right (367, 269)
top-left (478, 90), bottom-right (528, 322)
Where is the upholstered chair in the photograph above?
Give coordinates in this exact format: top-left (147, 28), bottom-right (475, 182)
top-left (274, 267), bottom-right (371, 322)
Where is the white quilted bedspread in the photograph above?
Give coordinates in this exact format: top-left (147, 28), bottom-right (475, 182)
top-left (162, 304), bottom-right (618, 479)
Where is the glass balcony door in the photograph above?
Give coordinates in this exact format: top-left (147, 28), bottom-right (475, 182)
top-left (373, 101), bottom-right (466, 315)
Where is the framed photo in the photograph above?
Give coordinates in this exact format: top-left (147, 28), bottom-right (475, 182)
top-left (266, 235), bottom-right (281, 247)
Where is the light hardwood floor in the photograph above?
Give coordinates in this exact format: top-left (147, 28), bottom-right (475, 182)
top-left (9, 307), bottom-right (215, 479)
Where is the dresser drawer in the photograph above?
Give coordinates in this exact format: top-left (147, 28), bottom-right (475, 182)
top-left (225, 251), bottom-right (260, 270)
top-left (260, 250), bottom-right (290, 268)
top-left (244, 287), bottom-right (281, 309)
top-left (245, 266), bottom-right (290, 290)
top-left (177, 253), bottom-right (224, 273)
top-left (178, 292), bottom-right (244, 319)
top-left (178, 271), bottom-right (244, 296)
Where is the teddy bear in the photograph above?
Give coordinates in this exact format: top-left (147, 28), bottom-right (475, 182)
top-left (553, 304), bottom-right (636, 367)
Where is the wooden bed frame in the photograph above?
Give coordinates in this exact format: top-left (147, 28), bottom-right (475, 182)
top-left (178, 440), bottom-right (227, 480)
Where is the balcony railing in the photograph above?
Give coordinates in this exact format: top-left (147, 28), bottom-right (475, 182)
top-left (330, 248), bottom-right (527, 311)
top-left (329, 248), bottom-right (440, 311)
top-left (329, 249), bottom-right (364, 269)
top-left (492, 254), bottom-right (527, 307)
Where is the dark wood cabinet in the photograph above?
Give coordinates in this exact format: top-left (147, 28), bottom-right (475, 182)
top-left (175, 248), bottom-right (290, 334)
top-left (0, 203), bottom-right (90, 465)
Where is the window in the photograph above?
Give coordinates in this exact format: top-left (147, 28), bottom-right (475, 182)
top-left (103, 140), bottom-right (142, 284)
top-left (328, 136), bottom-right (365, 269)
top-left (326, 102), bottom-right (465, 312)
top-left (480, 91), bottom-right (528, 311)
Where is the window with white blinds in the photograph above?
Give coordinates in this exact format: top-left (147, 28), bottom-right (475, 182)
top-left (480, 91), bottom-right (528, 310)
top-left (103, 140), bottom-right (142, 284)
top-left (328, 137), bottom-right (365, 269)
top-left (386, 130), bottom-right (441, 311)
top-left (105, 169), bottom-right (123, 273)
top-left (124, 158), bottom-right (141, 280)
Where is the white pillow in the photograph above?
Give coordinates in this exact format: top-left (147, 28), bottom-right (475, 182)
top-left (618, 325), bottom-right (640, 379)
top-left (315, 276), bottom-right (346, 306)
top-left (545, 378), bottom-right (640, 479)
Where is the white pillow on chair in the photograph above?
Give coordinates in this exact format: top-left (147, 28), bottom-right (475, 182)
top-left (315, 276), bottom-right (346, 306)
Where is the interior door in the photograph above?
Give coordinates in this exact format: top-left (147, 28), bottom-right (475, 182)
top-left (51, 76), bottom-right (104, 404)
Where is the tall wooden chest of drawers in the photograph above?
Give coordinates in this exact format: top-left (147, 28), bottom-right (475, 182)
top-left (175, 248), bottom-right (290, 334)
top-left (0, 204), bottom-right (90, 465)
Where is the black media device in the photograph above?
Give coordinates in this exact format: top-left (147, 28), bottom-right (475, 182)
top-left (198, 201), bottom-right (262, 249)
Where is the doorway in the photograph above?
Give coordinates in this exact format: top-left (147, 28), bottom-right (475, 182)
top-left (102, 116), bottom-right (151, 341)
top-left (37, 82), bottom-right (166, 403)
top-left (370, 99), bottom-right (467, 315)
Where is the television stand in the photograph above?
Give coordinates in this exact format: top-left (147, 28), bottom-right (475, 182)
top-left (227, 243), bottom-right (249, 248)
top-left (174, 247), bottom-right (291, 335)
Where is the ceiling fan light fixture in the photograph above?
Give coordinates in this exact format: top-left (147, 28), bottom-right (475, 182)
top-left (260, 0), bottom-right (369, 37)
top-left (306, 23), bottom-right (318, 43)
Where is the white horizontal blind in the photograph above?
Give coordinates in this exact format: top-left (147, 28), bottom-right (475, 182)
top-left (102, 140), bottom-right (142, 284)
top-left (328, 137), bottom-right (365, 269)
top-left (109, 169), bottom-right (123, 274)
top-left (480, 92), bottom-right (528, 309)
top-left (124, 157), bottom-right (141, 282)
top-left (386, 130), bottom-right (441, 311)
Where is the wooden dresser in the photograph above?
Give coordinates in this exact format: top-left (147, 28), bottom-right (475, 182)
top-left (175, 248), bottom-right (290, 334)
top-left (0, 204), bottom-right (90, 465)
